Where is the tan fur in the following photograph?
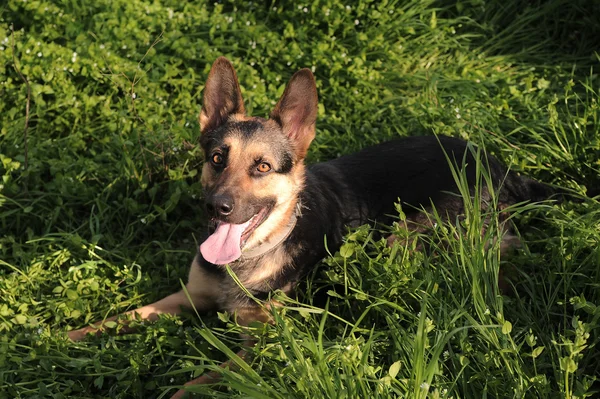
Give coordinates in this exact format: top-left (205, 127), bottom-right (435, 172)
top-left (184, 256), bottom-right (224, 306)
top-left (243, 245), bottom-right (293, 287)
top-left (228, 113), bottom-right (254, 123)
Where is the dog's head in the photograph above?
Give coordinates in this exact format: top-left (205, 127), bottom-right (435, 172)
top-left (198, 57), bottom-right (318, 265)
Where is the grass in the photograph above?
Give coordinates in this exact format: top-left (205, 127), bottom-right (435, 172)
top-left (1, 0), bottom-right (599, 398)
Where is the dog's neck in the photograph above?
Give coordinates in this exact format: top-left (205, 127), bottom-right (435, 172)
top-left (240, 201), bottom-right (301, 260)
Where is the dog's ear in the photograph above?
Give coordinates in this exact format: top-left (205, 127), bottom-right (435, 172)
top-left (200, 57), bottom-right (245, 134)
top-left (270, 69), bottom-right (318, 159)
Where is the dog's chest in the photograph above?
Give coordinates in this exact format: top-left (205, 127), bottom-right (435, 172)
top-left (210, 245), bottom-right (297, 311)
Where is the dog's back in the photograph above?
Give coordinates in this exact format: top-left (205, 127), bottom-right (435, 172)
top-left (307, 135), bottom-right (556, 228)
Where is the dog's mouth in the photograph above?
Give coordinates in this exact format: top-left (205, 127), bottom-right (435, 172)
top-left (200, 206), bottom-right (272, 265)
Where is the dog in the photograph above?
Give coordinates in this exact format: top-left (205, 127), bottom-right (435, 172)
top-left (68, 57), bottom-right (567, 397)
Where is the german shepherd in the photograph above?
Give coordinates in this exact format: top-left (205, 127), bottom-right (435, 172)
top-left (68, 57), bottom-right (567, 396)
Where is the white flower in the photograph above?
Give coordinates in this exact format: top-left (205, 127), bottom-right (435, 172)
top-left (122, 45), bottom-right (127, 49)
top-left (37, 52), bottom-right (42, 57)
top-left (141, 218), bottom-right (147, 224)
top-left (420, 382), bottom-right (430, 390)
top-left (346, 5), bottom-right (351, 10)
top-left (26, 49), bottom-right (30, 54)
top-left (0, 46), bottom-right (4, 51)
top-left (100, 44), bottom-right (105, 49)
top-left (311, 65), bottom-right (316, 72)
top-left (354, 19), bottom-right (359, 25)
top-left (132, 93), bottom-right (136, 99)
top-left (303, 7), bottom-right (308, 12)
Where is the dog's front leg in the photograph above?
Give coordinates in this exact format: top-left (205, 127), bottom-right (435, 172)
top-left (169, 304), bottom-right (277, 399)
top-left (67, 291), bottom-right (194, 341)
top-left (68, 256), bottom-right (221, 341)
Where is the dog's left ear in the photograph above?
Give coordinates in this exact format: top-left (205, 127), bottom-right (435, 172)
top-left (270, 69), bottom-right (318, 159)
top-left (200, 57), bottom-right (245, 134)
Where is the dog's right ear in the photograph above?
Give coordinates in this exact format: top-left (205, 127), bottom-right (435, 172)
top-left (270, 69), bottom-right (318, 160)
top-left (200, 57), bottom-right (245, 134)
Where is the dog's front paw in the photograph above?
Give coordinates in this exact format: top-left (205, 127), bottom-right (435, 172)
top-left (67, 326), bottom-right (96, 341)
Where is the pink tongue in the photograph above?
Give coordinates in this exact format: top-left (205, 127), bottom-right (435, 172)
top-left (200, 220), bottom-right (251, 265)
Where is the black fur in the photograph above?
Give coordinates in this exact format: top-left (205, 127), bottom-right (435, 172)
top-left (198, 135), bottom-right (565, 308)
top-left (284, 136), bottom-right (560, 284)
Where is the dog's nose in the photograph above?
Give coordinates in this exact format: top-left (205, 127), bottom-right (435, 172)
top-left (206, 194), bottom-right (234, 217)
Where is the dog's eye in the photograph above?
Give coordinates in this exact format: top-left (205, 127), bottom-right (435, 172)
top-left (257, 162), bottom-right (271, 173)
top-left (211, 153), bottom-right (223, 165)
